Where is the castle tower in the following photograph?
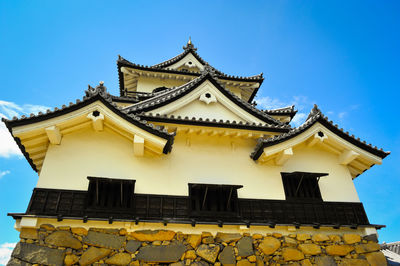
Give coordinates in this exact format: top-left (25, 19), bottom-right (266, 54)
top-left (4, 40), bottom-right (389, 265)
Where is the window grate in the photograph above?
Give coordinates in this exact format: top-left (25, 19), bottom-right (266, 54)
top-left (87, 177), bottom-right (135, 210)
top-left (281, 172), bottom-right (327, 202)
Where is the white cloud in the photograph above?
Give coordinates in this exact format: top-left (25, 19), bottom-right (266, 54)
top-left (0, 170), bottom-right (10, 179)
top-left (338, 111), bottom-right (347, 119)
top-left (291, 113), bottom-right (307, 127)
top-left (255, 95), bottom-right (314, 127)
top-left (0, 100), bottom-right (49, 158)
top-left (0, 242), bottom-right (16, 265)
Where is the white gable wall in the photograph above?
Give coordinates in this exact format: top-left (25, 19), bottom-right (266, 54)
top-left (167, 53), bottom-right (204, 71)
top-left (147, 80), bottom-right (266, 124)
top-left (37, 126), bottom-right (360, 202)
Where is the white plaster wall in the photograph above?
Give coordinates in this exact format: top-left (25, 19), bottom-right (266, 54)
top-left (136, 78), bottom-right (186, 93)
top-left (283, 146), bottom-right (360, 202)
top-left (37, 127), bottom-right (360, 202)
top-left (170, 100), bottom-right (246, 122)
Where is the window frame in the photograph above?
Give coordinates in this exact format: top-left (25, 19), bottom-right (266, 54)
top-left (188, 183), bottom-right (243, 217)
top-left (281, 172), bottom-right (327, 202)
top-left (86, 177), bottom-right (136, 210)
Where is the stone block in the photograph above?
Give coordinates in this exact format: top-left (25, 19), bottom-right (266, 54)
top-left (136, 243), bottom-right (186, 263)
top-left (45, 231), bottom-right (82, 249)
top-left (39, 224), bottom-right (55, 231)
top-left (329, 235), bottom-right (342, 243)
top-left (363, 234), bottom-right (378, 243)
top-left (315, 256), bottom-right (337, 266)
top-left (326, 245), bottom-right (354, 256)
top-left (215, 233), bottom-right (242, 243)
top-left (202, 236), bottom-right (214, 244)
top-left (83, 231), bottom-right (126, 249)
top-left (296, 234), bottom-right (310, 241)
top-left (19, 228), bottom-right (38, 240)
top-left (64, 254), bottom-right (79, 266)
top-left (237, 236), bottom-right (254, 257)
top-left (301, 259), bottom-right (312, 266)
top-left (71, 227), bottom-right (88, 236)
top-left (184, 250), bottom-right (196, 259)
top-left (338, 258), bottom-right (369, 266)
top-left (79, 247), bottom-right (111, 266)
top-left (130, 230), bottom-right (175, 242)
top-left (196, 244), bottom-right (220, 263)
top-left (312, 234), bottom-right (329, 242)
top-left (11, 242), bottom-right (65, 266)
top-left (219, 246), bottom-right (235, 265)
top-left (187, 234), bottom-right (202, 249)
top-left (365, 251), bottom-right (387, 266)
top-left (354, 243), bottom-right (380, 254)
top-left (284, 236), bottom-right (297, 247)
top-left (126, 240), bottom-right (142, 254)
top-left (282, 248), bottom-right (304, 261)
top-left (298, 244), bottom-right (321, 255)
top-left (258, 237), bottom-right (281, 255)
top-left (237, 259), bottom-right (255, 266)
top-left (343, 234), bottom-right (361, 245)
top-left (105, 253), bottom-right (132, 265)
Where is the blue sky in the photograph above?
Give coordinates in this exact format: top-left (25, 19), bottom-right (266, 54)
top-left (0, 0), bottom-right (399, 263)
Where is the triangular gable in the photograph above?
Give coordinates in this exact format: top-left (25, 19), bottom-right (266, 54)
top-left (126, 73), bottom-right (289, 127)
top-left (117, 40), bottom-right (264, 103)
top-left (2, 84), bottom-right (175, 172)
top-left (251, 105), bottom-right (389, 178)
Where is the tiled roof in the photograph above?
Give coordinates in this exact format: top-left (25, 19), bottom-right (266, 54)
top-left (139, 112), bottom-right (291, 133)
top-left (250, 105), bottom-right (390, 160)
top-left (124, 70), bottom-right (290, 127)
top-left (2, 83), bottom-right (176, 172)
top-left (117, 41), bottom-right (264, 102)
top-left (263, 105), bottom-right (298, 118)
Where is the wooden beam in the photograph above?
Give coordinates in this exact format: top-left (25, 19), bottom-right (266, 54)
top-left (307, 132), bottom-right (328, 147)
top-left (275, 148), bottom-right (293, 165)
top-left (339, 150), bottom-right (360, 165)
top-left (45, 126), bottom-right (62, 144)
top-left (133, 135), bottom-right (145, 157)
top-left (87, 112), bottom-right (104, 131)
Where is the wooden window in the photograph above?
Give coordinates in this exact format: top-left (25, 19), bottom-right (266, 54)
top-left (87, 177), bottom-right (135, 209)
top-left (189, 184), bottom-right (242, 216)
top-left (281, 172), bottom-right (327, 202)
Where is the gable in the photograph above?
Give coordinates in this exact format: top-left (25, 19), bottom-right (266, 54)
top-left (165, 52), bottom-right (204, 72)
top-left (146, 79), bottom-right (267, 124)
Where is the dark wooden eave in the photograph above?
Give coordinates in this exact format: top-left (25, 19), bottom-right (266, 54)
top-left (250, 105), bottom-right (390, 160)
top-left (263, 105), bottom-right (298, 120)
top-left (2, 84), bottom-right (176, 172)
top-left (138, 113), bottom-right (290, 133)
top-left (125, 72), bottom-right (289, 128)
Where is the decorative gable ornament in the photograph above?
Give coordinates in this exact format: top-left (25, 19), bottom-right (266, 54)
top-left (199, 91), bottom-right (217, 104)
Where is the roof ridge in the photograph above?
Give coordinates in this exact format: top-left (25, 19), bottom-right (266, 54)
top-left (2, 82), bottom-right (174, 139)
top-left (141, 112), bottom-right (290, 131)
top-left (124, 71), bottom-right (289, 127)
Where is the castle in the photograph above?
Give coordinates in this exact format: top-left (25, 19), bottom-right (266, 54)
top-left (3, 39), bottom-right (389, 265)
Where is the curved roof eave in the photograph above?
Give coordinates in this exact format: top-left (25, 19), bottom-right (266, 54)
top-left (250, 105), bottom-right (390, 160)
top-left (2, 83), bottom-right (176, 172)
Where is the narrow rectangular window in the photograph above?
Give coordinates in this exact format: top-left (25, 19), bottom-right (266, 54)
top-left (189, 184), bottom-right (242, 216)
top-left (281, 172), bottom-right (327, 202)
top-left (87, 177), bottom-right (135, 209)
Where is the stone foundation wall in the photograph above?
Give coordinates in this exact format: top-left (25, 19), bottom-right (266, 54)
top-left (8, 225), bottom-right (387, 266)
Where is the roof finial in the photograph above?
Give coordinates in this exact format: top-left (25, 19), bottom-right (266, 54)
top-left (183, 37), bottom-right (197, 51)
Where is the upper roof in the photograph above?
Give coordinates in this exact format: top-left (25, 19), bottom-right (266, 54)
top-left (117, 39), bottom-right (264, 102)
top-left (2, 83), bottom-right (175, 172)
top-left (124, 68), bottom-right (291, 128)
top-left (251, 104), bottom-right (390, 161)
